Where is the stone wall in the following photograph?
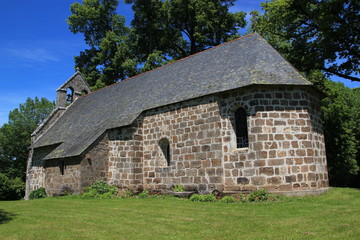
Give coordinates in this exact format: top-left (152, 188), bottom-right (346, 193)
top-left (140, 96), bottom-right (223, 192)
top-left (44, 157), bottom-right (81, 195)
top-left (38, 134), bottom-right (110, 196)
top-left (106, 85), bottom-right (328, 193)
top-left (219, 86), bottom-right (328, 192)
top-left (26, 145), bottom-right (58, 197)
top-left (28, 85), bottom-right (328, 196)
top-left (108, 121), bottom-right (143, 191)
top-left (80, 133), bottom-right (110, 189)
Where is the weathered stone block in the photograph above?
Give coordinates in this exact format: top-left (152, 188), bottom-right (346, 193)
top-left (251, 176), bottom-right (266, 185)
top-left (259, 167), bottom-right (274, 176)
top-left (268, 176), bottom-right (282, 185)
top-left (254, 160), bottom-right (266, 167)
top-left (237, 177), bottom-right (249, 184)
top-left (244, 169), bottom-right (255, 176)
top-left (269, 159), bottom-right (284, 166)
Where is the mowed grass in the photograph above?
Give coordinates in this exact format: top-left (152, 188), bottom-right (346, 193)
top-left (0, 188), bottom-right (359, 240)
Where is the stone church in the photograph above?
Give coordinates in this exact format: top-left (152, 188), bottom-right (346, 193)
top-left (25, 33), bottom-right (329, 198)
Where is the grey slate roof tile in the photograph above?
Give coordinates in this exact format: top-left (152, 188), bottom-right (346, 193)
top-left (32, 33), bottom-right (312, 160)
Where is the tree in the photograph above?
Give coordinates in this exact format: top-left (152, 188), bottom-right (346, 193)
top-left (247, 10), bottom-right (260, 34)
top-left (127, 0), bottom-right (247, 64)
top-left (258, 0), bottom-right (359, 82)
top-left (69, 0), bottom-right (247, 86)
top-left (0, 97), bottom-right (54, 181)
top-left (309, 71), bottom-right (359, 186)
top-left (125, 0), bottom-right (172, 66)
top-left (68, 0), bottom-right (137, 88)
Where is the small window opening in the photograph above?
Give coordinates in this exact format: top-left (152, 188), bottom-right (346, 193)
top-left (66, 87), bottom-right (74, 104)
top-left (159, 138), bottom-right (171, 166)
top-left (235, 107), bottom-right (249, 148)
top-left (60, 161), bottom-right (65, 175)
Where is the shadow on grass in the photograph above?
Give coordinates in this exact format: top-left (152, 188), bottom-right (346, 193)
top-left (0, 209), bottom-right (16, 224)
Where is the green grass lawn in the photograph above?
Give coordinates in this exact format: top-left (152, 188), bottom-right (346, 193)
top-left (0, 188), bottom-right (359, 240)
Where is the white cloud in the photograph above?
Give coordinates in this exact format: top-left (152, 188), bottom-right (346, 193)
top-left (4, 47), bottom-right (60, 63)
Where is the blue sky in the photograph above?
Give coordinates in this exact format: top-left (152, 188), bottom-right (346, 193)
top-left (0, 0), bottom-right (359, 126)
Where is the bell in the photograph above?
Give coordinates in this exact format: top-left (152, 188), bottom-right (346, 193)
top-left (66, 94), bottom-right (73, 103)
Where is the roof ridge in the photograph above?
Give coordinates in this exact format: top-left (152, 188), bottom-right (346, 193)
top-left (85, 33), bottom-right (257, 97)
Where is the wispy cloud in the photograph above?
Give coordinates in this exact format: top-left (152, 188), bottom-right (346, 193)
top-left (4, 47), bottom-right (60, 63)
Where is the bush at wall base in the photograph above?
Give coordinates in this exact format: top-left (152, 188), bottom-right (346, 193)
top-left (29, 188), bottom-right (47, 200)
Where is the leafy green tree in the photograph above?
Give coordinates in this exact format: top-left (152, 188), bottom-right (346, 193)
top-left (350, 87), bottom-right (360, 187)
top-left (258, 0), bottom-right (359, 82)
top-left (247, 10), bottom-right (260, 34)
top-left (125, 0), bottom-right (172, 66)
top-left (127, 0), bottom-right (246, 63)
top-left (0, 97), bottom-right (54, 181)
top-left (68, 0), bottom-right (137, 88)
top-left (69, 0), bottom-right (246, 85)
top-left (309, 71), bottom-right (359, 186)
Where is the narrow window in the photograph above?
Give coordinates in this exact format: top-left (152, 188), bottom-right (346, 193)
top-left (235, 107), bottom-right (249, 148)
top-left (60, 161), bottom-right (65, 175)
top-left (66, 87), bottom-right (74, 104)
top-left (159, 138), bottom-right (171, 166)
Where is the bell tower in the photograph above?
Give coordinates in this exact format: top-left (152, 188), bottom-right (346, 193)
top-left (56, 70), bottom-right (91, 108)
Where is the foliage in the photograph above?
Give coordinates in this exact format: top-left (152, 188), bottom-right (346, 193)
top-left (218, 195), bottom-right (236, 203)
top-left (0, 97), bottom-right (54, 181)
top-left (129, 0), bottom-right (246, 60)
top-left (0, 173), bottom-right (25, 201)
top-left (69, 0), bottom-right (247, 88)
top-left (82, 180), bottom-right (118, 198)
top-left (137, 190), bottom-right (149, 199)
top-left (124, 190), bottom-right (133, 197)
top-left (311, 73), bottom-right (360, 186)
top-left (189, 194), bottom-right (216, 202)
top-left (172, 184), bottom-right (185, 192)
top-left (68, 0), bottom-right (137, 88)
top-left (28, 187), bottom-right (47, 200)
top-left (247, 188), bottom-right (269, 202)
top-left (257, 0), bottom-right (359, 82)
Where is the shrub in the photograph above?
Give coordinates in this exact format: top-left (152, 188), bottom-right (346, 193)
top-left (190, 194), bottom-right (216, 202)
top-left (219, 196), bottom-right (236, 203)
top-left (137, 190), bottom-right (149, 199)
top-left (125, 190), bottom-right (133, 197)
top-left (0, 174), bottom-right (25, 200)
top-left (29, 187), bottom-right (47, 200)
top-left (172, 184), bottom-right (185, 192)
top-left (247, 188), bottom-right (269, 202)
top-left (82, 180), bottom-right (118, 198)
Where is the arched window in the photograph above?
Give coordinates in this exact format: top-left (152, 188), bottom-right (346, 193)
top-left (235, 107), bottom-right (249, 148)
top-left (66, 87), bottom-right (74, 104)
top-left (159, 138), bottom-right (171, 166)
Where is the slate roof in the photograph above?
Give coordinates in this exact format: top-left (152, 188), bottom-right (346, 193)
top-left (33, 33), bottom-right (312, 160)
